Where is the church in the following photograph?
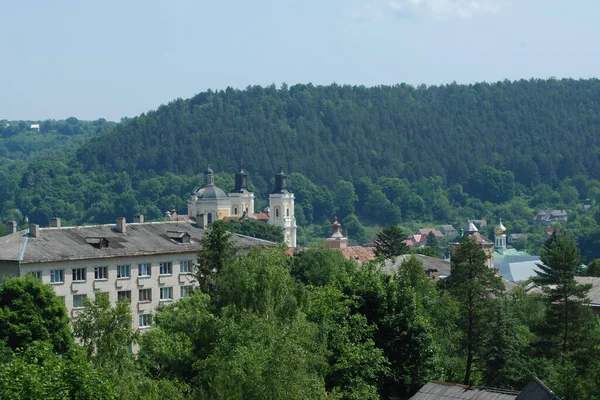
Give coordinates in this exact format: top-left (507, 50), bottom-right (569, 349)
top-left (187, 166), bottom-right (297, 248)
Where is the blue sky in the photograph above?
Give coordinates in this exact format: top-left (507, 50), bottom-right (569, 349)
top-left (1, 0), bottom-right (598, 121)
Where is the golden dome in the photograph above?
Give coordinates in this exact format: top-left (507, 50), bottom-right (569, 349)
top-left (495, 219), bottom-right (507, 235)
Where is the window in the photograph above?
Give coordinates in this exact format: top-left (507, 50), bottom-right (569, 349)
top-left (27, 271), bottom-right (41, 279)
top-left (180, 285), bottom-right (194, 298)
top-left (72, 268), bottom-right (86, 282)
top-left (207, 213), bottom-right (213, 224)
top-left (139, 314), bottom-right (152, 328)
top-left (275, 207), bottom-right (279, 217)
top-left (117, 290), bottom-right (131, 303)
top-left (234, 206), bottom-right (238, 215)
top-left (94, 266), bottom-right (108, 280)
top-left (286, 208), bottom-right (290, 217)
top-left (180, 260), bottom-right (192, 273)
top-left (160, 287), bottom-right (173, 301)
top-left (117, 265), bottom-right (130, 279)
top-left (159, 262), bottom-right (172, 275)
top-left (139, 288), bottom-right (152, 302)
top-left (50, 269), bottom-right (64, 284)
top-left (73, 294), bottom-right (87, 309)
top-left (139, 263), bottom-right (151, 277)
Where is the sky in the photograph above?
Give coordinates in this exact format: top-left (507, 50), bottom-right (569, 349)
top-left (1, 0), bottom-right (599, 121)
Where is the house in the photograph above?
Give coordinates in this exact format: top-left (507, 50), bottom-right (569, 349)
top-left (508, 233), bottom-right (528, 245)
top-left (410, 377), bottom-right (558, 400)
top-left (0, 217), bottom-right (273, 330)
top-left (29, 123), bottom-right (40, 131)
top-left (535, 210), bottom-right (568, 226)
top-left (440, 225), bottom-right (457, 236)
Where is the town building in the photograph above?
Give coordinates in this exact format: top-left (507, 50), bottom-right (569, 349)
top-left (534, 209), bottom-right (568, 225)
top-left (0, 217), bottom-right (272, 330)
top-left (188, 166), bottom-right (296, 247)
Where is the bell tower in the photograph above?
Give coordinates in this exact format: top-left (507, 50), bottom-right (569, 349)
top-left (229, 166), bottom-right (255, 217)
top-left (268, 167), bottom-right (297, 248)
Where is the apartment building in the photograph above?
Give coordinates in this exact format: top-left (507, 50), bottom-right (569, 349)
top-left (0, 217), bottom-right (272, 330)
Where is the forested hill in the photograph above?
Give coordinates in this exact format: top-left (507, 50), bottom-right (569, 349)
top-left (77, 79), bottom-right (600, 187)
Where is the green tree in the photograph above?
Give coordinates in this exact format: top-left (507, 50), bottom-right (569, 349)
top-left (0, 342), bottom-right (117, 400)
top-left (195, 220), bottom-right (238, 292)
top-left (72, 293), bottom-right (138, 375)
top-left (533, 233), bottom-right (591, 355)
top-left (333, 180), bottom-right (358, 219)
top-left (0, 275), bottom-right (73, 353)
top-left (444, 236), bottom-right (503, 385)
top-left (374, 226), bottom-right (410, 258)
top-left (585, 258), bottom-right (600, 277)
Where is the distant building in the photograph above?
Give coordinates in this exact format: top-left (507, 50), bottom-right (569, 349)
top-left (188, 166), bottom-right (297, 247)
top-left (29, 124), bottom-right (40, 131)
top-left (493, 220), bottom-right (541, 282)
top-left (450, 221), bottom-right (495, 269)
top-left (508, 233), bottom-right (528, 245)
top-left (324, 217), bottom-right (348, 249)
top-left (534, 209), bottom-right (568, 225)
top-left (440, 224), bottom-right (457, 236)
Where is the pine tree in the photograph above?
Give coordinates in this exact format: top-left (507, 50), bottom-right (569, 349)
top-left (374, 226), bottom-right (410, 258)
top-left (444, 236), bottom-right (503, 385)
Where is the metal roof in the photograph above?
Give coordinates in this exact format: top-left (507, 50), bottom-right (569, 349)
top-left (0, 221), bottom-right (273, 264)
top-left (410, 382), bottom-right (518, 400)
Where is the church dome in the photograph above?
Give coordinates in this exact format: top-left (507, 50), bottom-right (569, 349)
top-left (204, 167), bottom-right (214, 175)
top-left (195, 185), bottom-right (228, 200)
top-left (495, 219), bottom-right (507, 235)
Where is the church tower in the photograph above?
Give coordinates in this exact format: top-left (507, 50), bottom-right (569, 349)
top-left (187, 167), bottom-right (230, 226)
top-left (228, 166), bottom-right (255, 217)
top-left (495, 219), bottom-right (507, 253)
top-left (269, 167), bottom-right (297, 248)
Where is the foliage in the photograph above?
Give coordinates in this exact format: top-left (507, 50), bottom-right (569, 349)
top-left (0, 275), bottom-right (73, 353)
top-left (0, 341), bottom-right (117, 400)
top-left (374, 226), bottom-right (410, 258)
top-left (443, 237), bottom-right (504, 385)
top-left (195, 220), bottom-right (238, 292)
top-left (72, 293), bottom-right (138, 375)
top-left (222, 218), bottom-right (284, 243)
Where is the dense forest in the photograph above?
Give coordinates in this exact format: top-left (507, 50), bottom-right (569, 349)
top-left (1, 226), bottom-right (599, 399)
top-left (76, 79), bottom-right (600, 188)
top-left (4, 79), bottom-right (600, 257)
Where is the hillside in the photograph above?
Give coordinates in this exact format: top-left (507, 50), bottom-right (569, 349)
top-left (77, 79), bottom-right (600, 187)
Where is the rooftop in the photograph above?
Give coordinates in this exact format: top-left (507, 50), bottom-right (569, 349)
top-left (409, 381), bottom-right (518, 400)
top-left (0, 221), bottom-right (273, 264)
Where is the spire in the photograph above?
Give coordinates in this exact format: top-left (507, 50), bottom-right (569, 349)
top-left (204, 166), bottom-right (215, 186)
top-left (466, 220), bottom-right (478, 234)
top-left (330, 216), bottom-right (342, 236)
top-left (234, 164), bottom-right (249, 192)
top-left (272, 166), bottom-right (290, 194)
top-left (495, 218), bottom-right (507, 236)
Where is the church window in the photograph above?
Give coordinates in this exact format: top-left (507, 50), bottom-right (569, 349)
top-left (234, 207), bottom-right (238, 215)
top-left (286, 208), bottom-right (290, 217)
top-left (207, 213), bottom-right (213, 224)
top-left (275, 207), bottom-right (280, 217)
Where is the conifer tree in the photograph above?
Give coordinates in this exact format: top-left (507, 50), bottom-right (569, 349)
top-left (444, 236), bottom-right (503, 385)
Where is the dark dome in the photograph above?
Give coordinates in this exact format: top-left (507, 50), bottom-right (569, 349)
top-left (204, 167), bottom-right (214, 175)
top-left (195, 185), bottom-right (228, 200)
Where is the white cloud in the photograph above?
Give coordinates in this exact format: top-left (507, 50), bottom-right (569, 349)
top-left (351, 0), bottom-right (502, 21)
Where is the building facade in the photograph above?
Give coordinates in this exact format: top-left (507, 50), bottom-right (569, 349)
top-left (0, 218), bottom-right (272, 329)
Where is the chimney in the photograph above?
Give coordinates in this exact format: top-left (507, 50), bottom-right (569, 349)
top-left (6, 221), bottom-right (17, 234)
top-left (116, 217), bottom-right (126, 234)
top-left (134, 214), bottom-right (144, 223)
top-left (50, 218), bottom-right (61, 228)
top-left (29, 224), bottom-right (40, 238)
